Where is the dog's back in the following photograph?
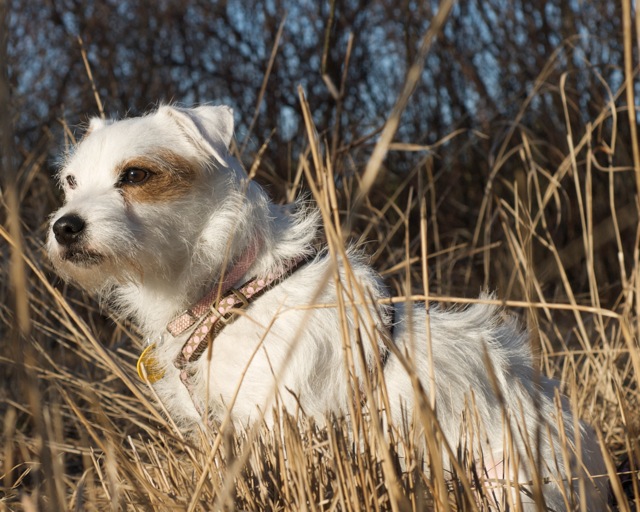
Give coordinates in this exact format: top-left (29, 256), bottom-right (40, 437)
top-left (388, 300), bottom-right (608, 509)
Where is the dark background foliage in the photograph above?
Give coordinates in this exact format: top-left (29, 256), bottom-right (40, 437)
top-left (3, 0), bottom-right (637, 296)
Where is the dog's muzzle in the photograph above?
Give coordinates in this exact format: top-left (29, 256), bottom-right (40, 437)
top-left (51, 213), bottom-right (103, 265)
top-left (52, 213), bottom-right (86, 246)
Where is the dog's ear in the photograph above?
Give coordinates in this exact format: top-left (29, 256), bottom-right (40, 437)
top-left (159, 105), bottom-right (234, 166)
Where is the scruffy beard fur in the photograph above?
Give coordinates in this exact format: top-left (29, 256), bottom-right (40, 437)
top-left (47, 104), bottom-right (608, 510)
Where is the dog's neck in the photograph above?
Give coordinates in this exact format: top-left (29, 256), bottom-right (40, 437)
top-left (112, 248), bottom-right (260, 340)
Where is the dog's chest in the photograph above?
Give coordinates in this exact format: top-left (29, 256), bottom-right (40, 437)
top-left (151, 285), bottom-right (343, 422)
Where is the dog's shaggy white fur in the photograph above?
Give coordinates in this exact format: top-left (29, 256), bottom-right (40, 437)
top-left (48, 105), bottom-right (608, 509)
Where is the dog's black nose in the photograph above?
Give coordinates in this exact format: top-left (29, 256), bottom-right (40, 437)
top-left (53, 213), bottom-right (86, 245)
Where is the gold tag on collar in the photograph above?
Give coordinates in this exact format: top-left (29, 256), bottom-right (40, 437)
top-left (137, 343), bottom-right (165, 384)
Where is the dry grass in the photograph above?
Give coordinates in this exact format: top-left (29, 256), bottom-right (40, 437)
top-left (2, 30), bottom-right (640, 512)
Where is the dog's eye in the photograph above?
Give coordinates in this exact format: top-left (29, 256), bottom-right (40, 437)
top-left (65, 175), bottom-right (77, 189)
top-left (120, 167), bottom-right (150, 185)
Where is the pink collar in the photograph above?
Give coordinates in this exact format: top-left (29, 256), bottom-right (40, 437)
top-left (166, 242), bottom-right (259, 337)
top-left (166, 251), bottom-right (312, 414)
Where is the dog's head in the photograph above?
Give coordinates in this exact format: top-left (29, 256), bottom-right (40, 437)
top-left (47, 105), bottom-right (241, 292)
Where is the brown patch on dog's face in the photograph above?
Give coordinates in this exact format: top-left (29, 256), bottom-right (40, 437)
top-left (115, 150), bottom-right (200, 203)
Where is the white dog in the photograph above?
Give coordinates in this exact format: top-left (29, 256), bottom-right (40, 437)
top-left (48, 105), bottom-right (608, 510)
